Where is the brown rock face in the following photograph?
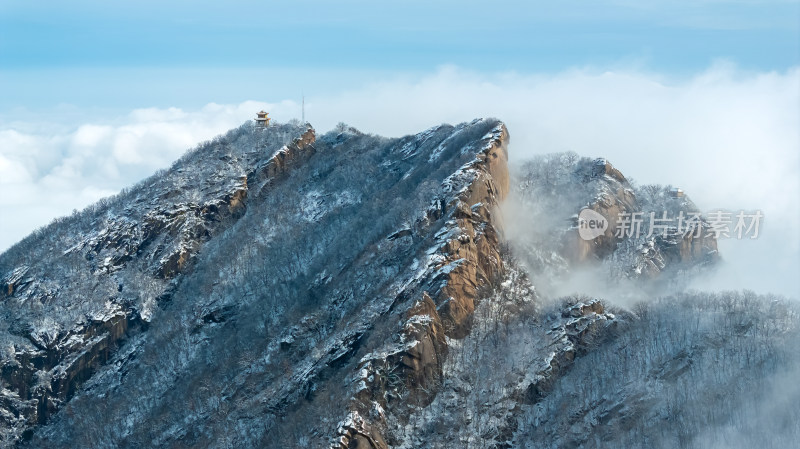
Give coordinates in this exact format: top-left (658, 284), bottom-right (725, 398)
top-left (564, 160), bottom-right (638, 264)
top-left (335, 412), bottom-right (389, 449)
top-left (553, 157), bottom-right (718, 280)
top-left (0, 266), bottom-right (29, 297)
top-left (351, 292), bottom-right (447, 412)
top-left (435, 127), bottom-right (509, 338)
top-left (397, 293), bottom-right (448, 404)
top-left (252, 127), bottom-right (317, 190)
top-left (348, 435), bottom-right (385, 449)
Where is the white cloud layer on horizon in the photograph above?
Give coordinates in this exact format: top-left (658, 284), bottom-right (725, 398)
top-left (0, 64), bottom-right (798, 298)
top-left (0, 101), bottom-right (276, 251)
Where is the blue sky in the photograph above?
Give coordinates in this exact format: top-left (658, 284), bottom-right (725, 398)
top-left (1, 0), bottom-right (798, 110)
top-left (2, 1), bottom-right (798, 70)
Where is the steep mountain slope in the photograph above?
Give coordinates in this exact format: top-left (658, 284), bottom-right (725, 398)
top-left (0, 120), bottom-right (796, 449)
top-left (512, 291), bottom-right (800, 449)
top-left (2, 118), bottom-right (511, 447)
top-left (0, 122), bottom-right (313, 444)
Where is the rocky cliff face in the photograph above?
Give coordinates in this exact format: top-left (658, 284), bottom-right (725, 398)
top-left (335, 122), bottom-right (509, 448)
top-left (0, 121), bottom-right (796, 449)
top-left (504, 153), bottom-right (718, 296)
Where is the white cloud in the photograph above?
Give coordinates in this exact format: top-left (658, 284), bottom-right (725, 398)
top-left (1, 64), bottom-right (797, 297)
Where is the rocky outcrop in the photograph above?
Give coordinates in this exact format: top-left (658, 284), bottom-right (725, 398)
top-left (563, 158), bottom-right (638, 263)
top-left (433, 124), bottom-right (509, 338)
top-left (251, 127), bottom-right (317, 194)
top-left (353, 293), bottom-right (447, 411)
top-left (334, 412), bottom-right (389, 449)
top-left (0, 267), bottom-right (29, 297)
top-left (522, 300), bottom-right (619, 404)
top-left (0, 304), bottom-right (145, 442)
top-left (514, 155), bottom-right (719, 283)
top-left (387, 276), bottom-right (624, 449)
top-left (335, 123), bottom-right (510, 448)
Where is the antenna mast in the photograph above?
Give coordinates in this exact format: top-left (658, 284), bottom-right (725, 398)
top-left (302, 94), bottom-right (305, 124)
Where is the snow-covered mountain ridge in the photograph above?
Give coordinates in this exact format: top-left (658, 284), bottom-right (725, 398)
top-left (0, 120), bottom-right (796, 448)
